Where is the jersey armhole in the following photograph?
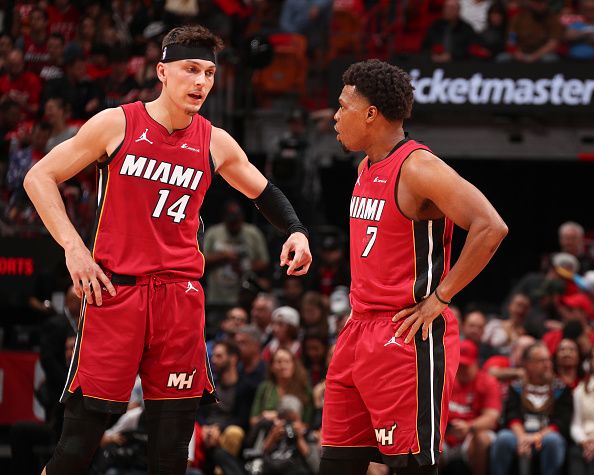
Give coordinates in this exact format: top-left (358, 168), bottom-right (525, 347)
top-left (98, 106), bottom-right (127, 170)
top-left (394, 148), bottom-right (426, 222)
top-left (209, 151), bottom-right (216, 176)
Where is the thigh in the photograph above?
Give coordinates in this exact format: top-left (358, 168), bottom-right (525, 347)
top-left (62, 286), bottom-right (147, 413)
top-left (322, 319), bottom-right (381, 460)
top-left (354, 312), bottom-right (459, 469)
top-left (140, 280), bottom-right (215, 402)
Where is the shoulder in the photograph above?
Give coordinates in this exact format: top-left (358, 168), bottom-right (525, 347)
top-left (477, 370), bottom-right (500, 390)
top-left (82, 107), bottom-right (125, 133)
top-left (400, 148), bottom-right (450, 182)
top-left (210, 126), bottom-right (237, 148)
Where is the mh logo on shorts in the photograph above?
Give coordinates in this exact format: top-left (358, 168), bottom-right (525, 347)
top-left (167, 369), bottom-right (196, 390)
top-left (375, 422), bottom-right (398, 446)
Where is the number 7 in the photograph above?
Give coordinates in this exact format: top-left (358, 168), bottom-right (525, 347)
top-left (362, 226), bottom-right (377, 257)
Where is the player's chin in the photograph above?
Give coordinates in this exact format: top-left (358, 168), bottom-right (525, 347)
top-left (183, 104), bottom-right (201, 116)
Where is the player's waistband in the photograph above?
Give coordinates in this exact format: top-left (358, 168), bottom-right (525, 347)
top-left (351, 310), bottom-right (398, 321)
top-left (107, 271), bottom-right (194, 286)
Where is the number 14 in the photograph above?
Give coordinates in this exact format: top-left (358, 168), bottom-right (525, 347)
top-left (152, 189), bottom-right (190, 223)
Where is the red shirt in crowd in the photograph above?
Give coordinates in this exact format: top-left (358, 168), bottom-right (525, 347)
top-left (0, 72), bottom-right (41, 116)
top-left (47, 4), bottom-right (80, 42)
top-left (21, 35), bottom-right (50, 75)
top-left (543, 329), bottom-right (594, 354)
top-left (446, 370), bottom-right (502, 446)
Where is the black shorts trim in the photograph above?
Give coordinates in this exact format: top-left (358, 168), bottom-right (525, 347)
top-left (321, 445), bottom-right (383, 463)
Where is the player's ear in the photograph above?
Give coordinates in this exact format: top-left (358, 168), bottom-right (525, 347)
top-left (156, 63), bottom-right (167, 85)
top-left (366, 106), bottom-right (377, 123)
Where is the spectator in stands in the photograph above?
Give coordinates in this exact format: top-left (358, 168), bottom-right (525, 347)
top-left (281, 275), bottom-right (306, 309)
top-left (566, 0), bottom-right (594, 60)
top-left (558, 221), bottom-right (593, 273)
top-left (251, 292), bottom-right (277, 345)
top-left (483, 292), bottom-right (531, 355)
top-left (204, 200), bottom-right (270, 310)
top-left (279, 0), bottom-right (333, 57)
top-left (302, 330), bottom-right (328, 387)
top-left (0, 34), bottom-right (14, 74)
top-left (327, 286), bottom-right (351, 341)
top-left (309, 232), bottom-right (350, 297)
top-left (42, 53), bottom-right (103, 120)
top-left (300, 291), bottom-right (329, 338)
top-left (6, 121), bottom-right (50, 193)
top-left (479, 1), bottom-right (508, 57)
top-left (460, 0), bottom-right (492, 33)
top-left (504, 0), bottom-right (563, 62)
top-left (103, 50), bottom-right (139, 108)
top-left (193, 341), bottom-right (246, 473)
top-left (16, 7), bottom-right (50, 75)
top-left (543, 293), bottom-right (594, 354)
top-left (443, 340), bottom-right (501, 475)
top-left (422, 0), bottom-right (479, 62)
top-left (0, 48), bottom-right (42, 117)
top-left (246, 394), bottom-right (320, 475)
top-left (44, 97), bottom-right (78, 153)
top-left (570, 346), bottom-right (594, 475)
top-left (262, 306), bottom-right (302, 362)
top-left (134, 39), bottom-right (160, 94)
top-left (39, 33), bottom-right (65, 82)
top-left (461, 309), bottom-right (495, 364)
top-left (207, 306), bottom-right (249, 355)
top-left (553, 337), bottom-right (585, 390)
top-left (250, 348), bottom-right (313, 427)
top-left (47, 0), bottom-right (80, 42)
top-left (65, 16), bottom-right (98, 59)
top-left (235, 325), bottom-right (268, 431)
top-left (490, 342), bottom-right (572, 475)
top-left (483, 335), bottom-right (536, 390)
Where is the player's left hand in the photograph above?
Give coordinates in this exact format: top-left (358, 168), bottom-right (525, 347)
top-left (280, 232), bottom-right (312, 276)
top-left (392, 293), bottom-right (448, 344)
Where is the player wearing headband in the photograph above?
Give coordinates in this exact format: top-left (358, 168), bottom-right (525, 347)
top-left (25, 25), bottom-right (312, 475)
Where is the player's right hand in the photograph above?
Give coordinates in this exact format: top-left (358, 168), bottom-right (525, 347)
top-left (65, 241), bottom-right (116, 306)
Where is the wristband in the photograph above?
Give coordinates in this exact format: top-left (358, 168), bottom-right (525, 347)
top-left (434, 288), bottom-right (451, 305)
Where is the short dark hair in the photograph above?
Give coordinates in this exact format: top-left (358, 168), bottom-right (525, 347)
top-left (342, 59), bottom-right (414, 121)
top-left (48, 32), bottom-right (65, 44)
top-left (522, 342), bottom-right (548, 363)
top-left (162, 25), bottom-right (224, 53)
top-left (214, 340), bottom-right (241, 360)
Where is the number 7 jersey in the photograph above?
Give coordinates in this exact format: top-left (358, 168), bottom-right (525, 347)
top-left (91, 101), bottom-right (213, 279)
top-left (349, 138), bottom-right (453, 313)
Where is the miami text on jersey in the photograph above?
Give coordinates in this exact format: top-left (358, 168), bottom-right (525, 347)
top-left (349, 196), bottom-right (386, 221)
top-left (120, 154), bottom-right (204, 191)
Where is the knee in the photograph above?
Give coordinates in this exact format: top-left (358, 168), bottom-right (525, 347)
top-left (540, 431), bottom-right (566, 456)
top-left (493, 430), bottom-right (517, 451)
top-left (470, 430), bottom-right (493, 450)
top-left (45, 435), bottom-right (99, 475)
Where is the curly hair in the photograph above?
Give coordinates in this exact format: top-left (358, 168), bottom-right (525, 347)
top-left (162, 25), bottom-right (224, 53)
top-left (342, 59), bottom-right (414, 121)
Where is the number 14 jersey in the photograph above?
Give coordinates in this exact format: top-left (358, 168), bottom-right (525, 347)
top-left (91, 101), bottom-right (212, 279)
top-left (349, 138), bottom-right (453, 314)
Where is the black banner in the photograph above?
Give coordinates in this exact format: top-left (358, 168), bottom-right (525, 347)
top-left (329, 59), bottom-right (594, 114)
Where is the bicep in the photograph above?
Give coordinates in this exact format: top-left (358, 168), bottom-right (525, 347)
top-left (29, 108), bottom-right (123, 184)
top-left (212, 127), bottom-right (267, 199)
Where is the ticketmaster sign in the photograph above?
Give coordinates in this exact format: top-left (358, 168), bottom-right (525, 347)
top-left (410, 69), bottom-right (594, 107)
top-left (328, 60), bottom-right (594, 113)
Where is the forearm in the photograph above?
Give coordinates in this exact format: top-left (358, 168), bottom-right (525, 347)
top-left (253, 182), bottom-right (308, 237)
top-left (510, 421), bottom-right (526, 438)
top-left (470, 413), bottom-right (499, 432)
top-left (488, 367), bottom-right (524, 381)
top-left (24, 169), bottom-right (84, 250)
top-left (437, 219), bottom-right (507, 301)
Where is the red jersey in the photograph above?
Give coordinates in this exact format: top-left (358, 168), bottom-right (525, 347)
top-left (446, 370), bottom-right (501, 446)
top-left (21, 35), bottom-right (50, 74)
top-left (349, 138), bottom-right (453, 313)
top-left (91, 101), bottom-right (212, 279)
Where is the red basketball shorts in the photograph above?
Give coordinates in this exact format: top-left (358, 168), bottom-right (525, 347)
top-left (321, 309), bottom-right (459, 468)
top-left (61, 274), bottom-right (216, 413)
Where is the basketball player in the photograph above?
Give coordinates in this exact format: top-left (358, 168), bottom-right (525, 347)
top-left (319, 59), bottom-right (507, 475)
top-left (24, 26), bottom-right (311, 475)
